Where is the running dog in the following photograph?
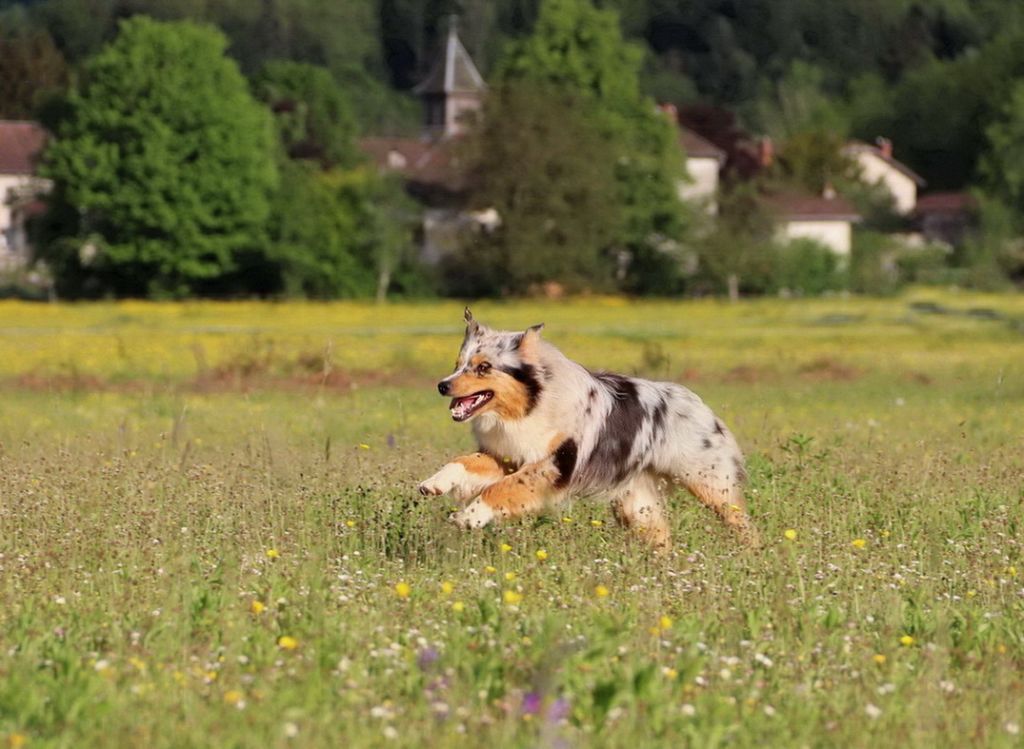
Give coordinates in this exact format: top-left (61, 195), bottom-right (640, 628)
top-left (418, 309), bottom-right (760, 549)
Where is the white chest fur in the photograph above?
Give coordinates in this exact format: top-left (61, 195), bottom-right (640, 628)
top-left (473, 413), bottom-right (556, 466)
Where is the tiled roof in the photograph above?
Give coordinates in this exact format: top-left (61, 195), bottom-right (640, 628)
top-left (762, 191), bottom-right (861, 221)
top-left (843, 141), bottom-right (926, 187)
top-left (359, 136), bottom-right (468, 192)
top-left (0, 121), bottom-right (48, 175)
top-left (914, 191), bottom-right (976, 214)
top-left (679, 126), bottom-right (725, 162)
top-left (413, 19), bottom-right (486, 96)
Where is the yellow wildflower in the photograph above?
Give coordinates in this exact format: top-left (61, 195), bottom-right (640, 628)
top-left (223, 690), bottom-right (244, 706)
top-left (500, 543), bottom-right (512, 553)
top-left (358, 443), bottom-right (370, 450)
top-left (900, 635), bottom-right (915, 647)
top-left (562, 516), bottom-right (573, 523)
top-left (504, 572), bottom-right (517, 582)
top-left (266, 548), bottom-right (280, 560)
top-left (345, 520), bottom-right (356, 528)
top-left (659, 615), bottom-right (674, 631)
top-left (662, 667), bottom-right (678, 680)
top-left (590, 519), bottom-right (603, 527)
top-left (535, 549), bottom-right (548, 561)
top-left (873, 654), bottom-right (887, 665)
top-left (451, 601), bottom-right (465, 613)
top-left (394, 581), bottom-right (411, 599)
top-left (503, 590), bottom-right (523, 606)
top-left (851, 538), bottom-right (867, 549)
top-left (594, 585), bottom-right (609, 598)
top-left (440, 581), bottom-right (455, 596)
top-left (7, 734), bottom-right (28, 749)
top-left (484, 565), bottom-right (497, 574)
top-left (250, 600), bottom-right (265, 615)
top-left (784, 529), bottom-right (797, 541)
top-left (278, 636), bottom-right (299, 650)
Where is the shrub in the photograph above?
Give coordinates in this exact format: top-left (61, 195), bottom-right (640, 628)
top-left (771, 238), bottom-right (847, 295)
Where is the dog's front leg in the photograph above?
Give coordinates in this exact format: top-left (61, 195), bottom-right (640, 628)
top-left (418, 452), bottom-right (505, 501)
top-left (449, 459), bottom-right (562, 529)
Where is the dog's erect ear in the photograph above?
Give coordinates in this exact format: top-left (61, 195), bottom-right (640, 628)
top-left (464, 307), bottom-right (481, 337)
top-left (517, 323), bottom-right (544, 351)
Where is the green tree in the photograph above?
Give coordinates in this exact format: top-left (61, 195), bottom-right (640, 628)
top-left (267, 162), bottom-right (374, 298)
top-left (496, 0), bottom-right (692, 294)
top-left (982, 81), bottom-right (1024, 213)
top-left (265, 164), bottom-right (419, 300)
top-left (40, 17), bottom-right (278, 297)
top-left (0, 24), bottom-right (69, 118)
top-left (255, 60), bottom-right (360, 168)
top-left (455, 81), bottom-right (620, 296)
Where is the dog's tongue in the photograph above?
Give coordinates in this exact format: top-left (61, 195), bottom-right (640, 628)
top-left (450, 394), bottom-right (482, 421)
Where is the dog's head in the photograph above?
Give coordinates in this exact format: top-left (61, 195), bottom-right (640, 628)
top-left (437, 308), bottom-right (545, 422)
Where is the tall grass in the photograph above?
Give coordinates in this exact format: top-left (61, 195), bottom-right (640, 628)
top-left (0, 292), bottom-right (1022, 747)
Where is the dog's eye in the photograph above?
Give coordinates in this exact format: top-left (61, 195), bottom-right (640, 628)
top-left (475, 362), bottom-right (492, 376)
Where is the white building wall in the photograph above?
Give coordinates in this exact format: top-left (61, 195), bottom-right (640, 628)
top-left (854, 152), bottom-right (917, 214)
top-left (0, 174), bottom-right (50, 270)
top-left (780, 219), bottom-right (853, 256)
top-left (677, 156), bottom-right (720, 213)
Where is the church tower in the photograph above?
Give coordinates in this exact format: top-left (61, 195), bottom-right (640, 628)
top-left (413, 16), bottom-right (486, 137)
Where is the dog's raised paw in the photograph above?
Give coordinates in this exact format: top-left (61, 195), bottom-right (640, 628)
top-left (448, 499), bottom-right (496, 529)
top-left (418, 462), bottom-right (471, 498)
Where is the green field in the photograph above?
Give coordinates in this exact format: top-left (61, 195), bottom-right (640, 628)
top-left (1, 291), bottom-right (1023, 748)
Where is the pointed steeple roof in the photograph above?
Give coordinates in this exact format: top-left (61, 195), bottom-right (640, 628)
top-left (414, 16), bottom-right (486, 95)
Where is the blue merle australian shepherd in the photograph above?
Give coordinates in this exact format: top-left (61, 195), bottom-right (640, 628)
top-left (418, 309), bottom-right (760, 550)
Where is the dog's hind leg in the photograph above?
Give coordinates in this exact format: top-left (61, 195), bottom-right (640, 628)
top-left (610, 473), bottom-right (670, 552)
top-left (419, 452), bottom-right (506, 501)
top-left (672, 460), bottom-right (760, 548)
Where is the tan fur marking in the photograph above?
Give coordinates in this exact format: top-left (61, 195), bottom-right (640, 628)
top-left (479, 464), bottom-right (558, 518)
top-left (454, 452), bottom-right (504, 479)
top-left (682, 479), bottom-right (761, 547)
top-left (546, 433), bottom-right (566, 453)
top-left (518, 327), bottom-right (542, 360)
top-left (488, 374), bottom-right (531, 420)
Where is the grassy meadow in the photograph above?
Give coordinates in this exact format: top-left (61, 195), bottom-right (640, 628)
top-left (1, 290), bottom-right (1023, 748)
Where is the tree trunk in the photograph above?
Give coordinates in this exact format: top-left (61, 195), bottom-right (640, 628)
top-left (727, 273), bottom-right (739, 302)
top-left (376, 266), bottom-right (391, 304)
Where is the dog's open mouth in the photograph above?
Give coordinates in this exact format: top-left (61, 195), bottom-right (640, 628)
top-left (449, 391), bottom-right (494, 421)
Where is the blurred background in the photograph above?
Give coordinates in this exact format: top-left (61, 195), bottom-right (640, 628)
top-left (2, 0), bottom-right (1023, 301)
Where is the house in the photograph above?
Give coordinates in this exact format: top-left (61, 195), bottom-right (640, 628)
top-left (0, 120), bottom-right (51, 271)
top-left (762, 189), bottom-right (862, 256)
top-left (913, 191), bottom-right (977, 248)
top-left (359, 16), bottom-right (490, 263)
top-left (842, 137), bottom-right (925, 215)
top-left (659, 104), bottom-right (726, 213)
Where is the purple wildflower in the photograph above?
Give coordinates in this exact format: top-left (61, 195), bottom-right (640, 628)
top-left (547, 696), bottom-right (571, 723)
top-left (522, 691), bottom-right (542, 716)
top-left (417, 647), bottom-right (439, 671)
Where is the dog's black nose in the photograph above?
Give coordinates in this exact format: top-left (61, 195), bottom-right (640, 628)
top-left (437, 380), bottom-right (451, 395)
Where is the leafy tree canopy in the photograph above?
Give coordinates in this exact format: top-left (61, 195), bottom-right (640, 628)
top-left (455, 80), bottom-right (621, 296)
top-left (40, 17), bottom-right (278, 297)
top-left (0, 23), bottom-right (68, 118)
top-left (495, 0), bottom-right (692, 292)
top-left (255, 60), bottom-right (360, 168)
